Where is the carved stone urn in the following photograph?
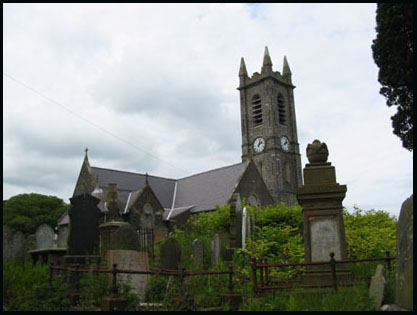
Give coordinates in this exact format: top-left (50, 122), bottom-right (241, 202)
top-left (306, 139), bottom-right (328, 163)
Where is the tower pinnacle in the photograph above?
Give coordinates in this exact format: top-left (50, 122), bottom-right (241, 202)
top-left (239, 57), bottom-right (248, 77)
top-left (261, 46), bottom-right (273, 74)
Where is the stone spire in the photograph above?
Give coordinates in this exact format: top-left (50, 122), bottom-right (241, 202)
top-left (283, 55), bottom-right (292, 83)
top-left (261, 46), bottom-right (273, 74)
top-left (239, 57), bottom-right (248, 87)
top-left (239, 57), bottom-right (248, 76)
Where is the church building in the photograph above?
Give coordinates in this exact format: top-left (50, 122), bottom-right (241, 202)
top-left (59, 47), bottom-right (302, 234)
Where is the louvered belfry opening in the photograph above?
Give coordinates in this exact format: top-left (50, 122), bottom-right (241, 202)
top-left (278, 93), bottom-right (286, 125)
top-left (252, 95), bottom-right (263, 126)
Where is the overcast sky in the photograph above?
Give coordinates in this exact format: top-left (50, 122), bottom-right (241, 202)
top-left (3, 3), bottom-right (413, 218)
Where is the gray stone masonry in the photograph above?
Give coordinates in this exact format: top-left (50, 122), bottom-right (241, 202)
top-left (395, 194), bottom-right (413, 311)
top-left (159, 237), bottom-right (181, 270)
top-left (35, 223), bottom-right (55, 249)
top-left (369, 264), bottom-right (386, 310)
top-left (192, 239), bottom-right (204, 268)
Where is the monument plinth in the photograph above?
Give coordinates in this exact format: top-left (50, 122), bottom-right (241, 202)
top-left (297, 140), bottom-right (352, 286)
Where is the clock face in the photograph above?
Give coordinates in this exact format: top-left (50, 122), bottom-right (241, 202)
top-left (253, 137), bottom-right (265, 153)
top-left (280, 136), bottom-right (290, 151)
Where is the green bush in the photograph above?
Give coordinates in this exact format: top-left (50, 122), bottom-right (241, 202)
top-left (3, 260), bottom-right (71, 311)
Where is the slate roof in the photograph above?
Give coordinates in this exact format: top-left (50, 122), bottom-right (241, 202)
top-left (175, 162), bottom-right (249, 213)
top-left (90, 161), bottom-right (249, 214)
top-left (90, 167), bottom-right (176, 209)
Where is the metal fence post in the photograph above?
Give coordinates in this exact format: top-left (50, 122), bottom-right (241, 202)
top-left (251, 258), bottom-right (258, 294)
top-left (329, 252), bottom-right (337, 292)
top-left (228, 264), bottom-right (234, 293)
top-left (112, 263), bottom-right (118, 295)
top-left (75, 263), bottom-right (80, 291)
top-left (385, 250), bottom-right (392, 274)
top-left (259, 257), bottom-right (264, 287)
top-left (49, 262), bottom-right (53, 287)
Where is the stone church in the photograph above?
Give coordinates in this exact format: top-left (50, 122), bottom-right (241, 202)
top-left (58, 47), bottom-right (302, 236)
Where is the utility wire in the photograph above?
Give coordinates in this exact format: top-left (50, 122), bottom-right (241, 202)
top-left (4, 72), bottom-right (189, 175)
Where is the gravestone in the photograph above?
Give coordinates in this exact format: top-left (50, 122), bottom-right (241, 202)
top-left (211, 233), bottom-right (221, 268)
top-left (159, 237), bottom-right (181, 270)
top-left (107, 250), bottom-right (150, 301)
top-left (35, 224), bottom-right (55, 249)
top-left (395, 194), bottom-right (413, 310)
top-left (192, 238), bottom-right (204, 268)
top-left (369, 264), bottom-right (386, 309)
top-left (112, 224), bottom-right (140, 251)
top-left (67, 193), bottom-right (103, 256)
top-left (242, 207), bottom-right (252, 249)
top-left (57, 225), bottom-right (68, 248)
top-left (229, 194), bottom-right (243, 248)
top-left (297, 140), bottom-right (352, 286)
top-left (3, 226), bottom-right (25, 262)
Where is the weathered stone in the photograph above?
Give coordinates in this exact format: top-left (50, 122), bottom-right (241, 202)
top-left (229, 193), bottom-right (243, 249)
top-left (57, 225), bottom-right (68, 248)
top-left (3, 226), bottom-right (25, 262)
top-left (112, 224), bottom-right (140, 251)
top-left (369, 264), bottom-right (386, 309)
top-left (35, 223), bottom-right (55, 249)
top-left (159, 237), bottom-right (181, 270)
top-left (297, 140), bottom-right (352, 286)
top-left (67, 193), bottom-right (103, 255)
top-left (395, 195), bottom-right (413, 311)
top-left (211, 233), bottom-right (221, 268)
top-left (192, 239), bottom-right (204, 268)
top-left (107, 250), bottom-right (150, 301)
top-left (380, 304), bottom-right (407, 311)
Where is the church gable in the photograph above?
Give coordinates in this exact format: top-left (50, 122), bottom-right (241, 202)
top-left (233, 159), bottom-right (274, 207)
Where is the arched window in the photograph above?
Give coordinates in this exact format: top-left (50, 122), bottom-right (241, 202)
top-left (277, 93), bottom-right (286, 125)
top-left (252, 94), bottom-right (263, 126)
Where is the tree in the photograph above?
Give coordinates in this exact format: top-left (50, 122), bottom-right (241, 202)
top-left (371, 3), bottom-right (413, 151)
top-left (3, 193), bottom-right (70, 235)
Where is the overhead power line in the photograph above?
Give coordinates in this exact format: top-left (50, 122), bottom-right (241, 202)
top-left (3, 72), bottom-right (189, 175)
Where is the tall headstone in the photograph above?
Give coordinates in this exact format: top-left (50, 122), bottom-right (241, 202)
top-left (369, 264), bottom-right (386, 309)
top-left (211, 233), bottom-right (221, 268)
top-left (297, 140), bottom-right (352, 285)
top-left (395, 195), bottom-right (413, 310)
top-left (242, 207), bottom-right (248, 249)
top-left (107, 250), bottom-right (150, 301)
top-left (57, 225), bottom-right (68, 248)
top-left (35, 224), bottom-right (55, 249)
top-left (192, 238), bottom-right (204, 268)
top-left (159, 237), bottom-right (181, 270)
top-left (3, 226), bottom-right (25, 262)
top-left (67, 193), bottom-right (103, 256)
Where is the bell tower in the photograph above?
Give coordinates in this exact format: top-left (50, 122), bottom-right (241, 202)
top-left (238, 47), bottom-right (303, 205)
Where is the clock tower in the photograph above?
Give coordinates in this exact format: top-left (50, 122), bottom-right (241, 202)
top-left (238, 47), bottom-right (303, 205)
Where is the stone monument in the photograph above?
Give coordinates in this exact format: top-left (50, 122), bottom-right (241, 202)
top-left (395, 194), bottom-right (413, 310)
top-left (192, 238), bottom-right (204, 268)
top-left (35, 224), bottom-right (56, 249)
top-left (297, 140), bottom-right (352, 285)
top-left (159, 237), bottom-right (181, 270)
top-left (66, 193), bottom-right (103, 266)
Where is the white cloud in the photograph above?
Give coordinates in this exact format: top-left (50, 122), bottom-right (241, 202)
top-left (3, 3), bottom-right (412, 218)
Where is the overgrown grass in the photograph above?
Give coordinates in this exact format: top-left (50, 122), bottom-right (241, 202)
top-left (3, 260), bottom-right (71, 311)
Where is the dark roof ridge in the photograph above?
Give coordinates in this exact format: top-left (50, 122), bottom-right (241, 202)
top-left (90, 165), bottom-right (177, 182)
top-left (178, 161), bottom-right (248, 181)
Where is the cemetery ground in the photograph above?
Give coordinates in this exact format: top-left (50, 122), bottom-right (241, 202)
top-left (3, 203), bottom-right (398, 311)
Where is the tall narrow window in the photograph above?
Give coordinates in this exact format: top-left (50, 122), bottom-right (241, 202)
top-left (252, 95), bottom-right (263, 126)
top-left (277, 93), bottom-right (286, 125)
